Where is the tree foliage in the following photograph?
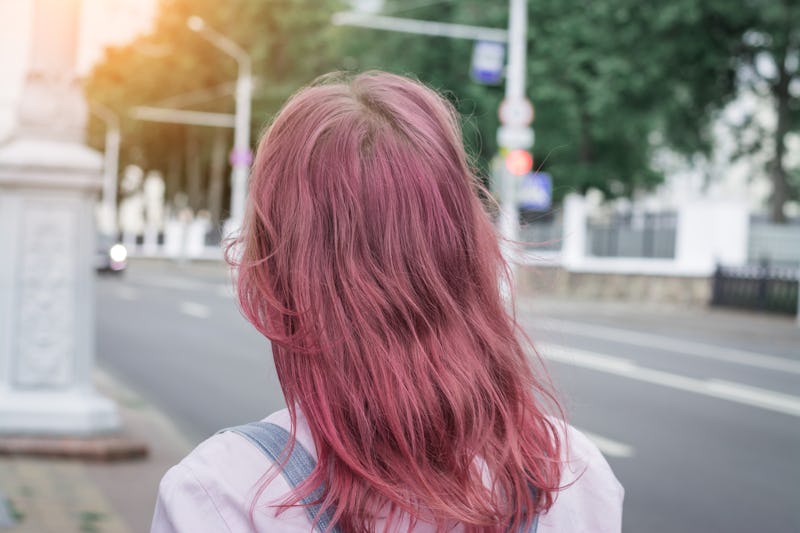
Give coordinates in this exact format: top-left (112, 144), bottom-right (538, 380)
top-left (85, 0), bottom-right (799, 219)
top-left (85, 0), bottom-right (342, 216)
top-left (731, 0), bottom-right (800, 221)
top-left (340, 0), bottom-right (758, 203)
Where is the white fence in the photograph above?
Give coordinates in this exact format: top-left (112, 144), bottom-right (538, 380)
top-left (748, 220), bottom-right (800, 267)
top-left (520, 194), bottom-right (750, 277)
top-left (585, 211), bottom-right (677, 259)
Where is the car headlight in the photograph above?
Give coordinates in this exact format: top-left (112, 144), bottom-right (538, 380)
top-left (109, 244), bottom-right (127, 263)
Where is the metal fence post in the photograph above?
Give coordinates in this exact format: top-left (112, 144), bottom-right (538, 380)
top-left (711, 264), bottom-right (723, 306)
top-left (757, 258), bottom-right (769, 311)
top-left (796, 274), bottom-right (800, 326)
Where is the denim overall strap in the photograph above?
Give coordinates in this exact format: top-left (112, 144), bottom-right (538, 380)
top-left (526, 483), bottom-right (539, 533)
top-left (223, 422), bottom-right (339, 533)
top-left (527, 510), bottom-right (539, 532)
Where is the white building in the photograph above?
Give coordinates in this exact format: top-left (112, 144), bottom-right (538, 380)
top-left (650, 87), bottom-right (799, 219)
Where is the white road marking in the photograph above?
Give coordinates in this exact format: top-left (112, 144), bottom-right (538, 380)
top-left (116, 286), bottom-right (139, 301)
top-left (540, 342), bottom-right (800, 418)
top-left (706, 380), bottom-right (800, 417)
top-left (132, 276), bottom-right (234, 299)
top-left (138, 276), bottom-right (208, 291)
top-left (542, 318), bottom-right (800, 375)
top-left (179, 301), bottom-right (211, 319)
top-left (577, 429), bottom-right (635, 458)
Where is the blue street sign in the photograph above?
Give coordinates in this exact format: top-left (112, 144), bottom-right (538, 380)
top-left (518, 172), bottom-right (552, 211)
top-left (471, 41), bottom-right (505, 85)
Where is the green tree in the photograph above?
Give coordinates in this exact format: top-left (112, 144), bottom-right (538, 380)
top-left (732, 0), bottom-right (800, 222)
top-left (339, 0), bottom-right (797, 218)
top-left (87, 0), bottom-right (799, 221)
top-left (85, 0), bottom-right (342, 221)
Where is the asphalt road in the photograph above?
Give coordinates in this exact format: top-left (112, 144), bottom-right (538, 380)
top-left (96, 259), bottom-right (800, 533)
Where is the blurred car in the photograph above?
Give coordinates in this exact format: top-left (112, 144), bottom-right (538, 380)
top-left (96, 234), bottom-right (127, 274)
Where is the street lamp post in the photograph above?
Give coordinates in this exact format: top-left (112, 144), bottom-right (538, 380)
top-left (187, 16), bottom-right (252, 237)
top-left (91, 102), bottom-right (120, 237)
top-left (499, 0), bottom-right (528, 249)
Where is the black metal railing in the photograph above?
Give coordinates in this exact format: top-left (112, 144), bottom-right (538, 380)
top-left (711, 262), bottom-right (799, 315)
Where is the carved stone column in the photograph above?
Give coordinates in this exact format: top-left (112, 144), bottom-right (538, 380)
top-left (0, 0), bottom-right (120, 435)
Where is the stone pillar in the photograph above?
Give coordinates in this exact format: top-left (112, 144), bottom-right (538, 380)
top-left (0, 0), bottom-right (119, 435)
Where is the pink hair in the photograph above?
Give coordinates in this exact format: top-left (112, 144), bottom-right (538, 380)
top-left (229, 71), bottom-right (562, 532)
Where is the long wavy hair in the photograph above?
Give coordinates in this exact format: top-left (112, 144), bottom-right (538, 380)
top-left (228, 71), bottom-right (563, 533)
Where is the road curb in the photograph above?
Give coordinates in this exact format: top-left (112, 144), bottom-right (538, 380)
top-left (0, 435), bottom-right (147, 461)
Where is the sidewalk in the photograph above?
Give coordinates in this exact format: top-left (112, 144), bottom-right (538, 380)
top-left (0, 371), bottom-right (193, 533)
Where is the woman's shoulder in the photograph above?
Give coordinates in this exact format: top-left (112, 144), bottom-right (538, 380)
top-left (175, 407), bottom-right (320, 473)
top-left (151, 408), bottom-right (311, 533)
top-left (152, 410), bottom-right (623, 532)
top-left (537, 421), bottom-right (625, 533)
top-left (174, 408), bottom-right (298, 483)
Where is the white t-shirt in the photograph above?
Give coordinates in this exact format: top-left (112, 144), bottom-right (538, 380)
top-left (151, 408), bottom-right (624, 532)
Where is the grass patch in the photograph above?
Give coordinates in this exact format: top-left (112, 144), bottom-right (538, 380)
top-left (78, 510), bottom-right (107, 533)
top-left (2, 497), bottom-right (24, 523)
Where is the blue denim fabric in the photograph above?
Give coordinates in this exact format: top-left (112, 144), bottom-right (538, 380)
top-left (225, 422), bottom-right (339, 532)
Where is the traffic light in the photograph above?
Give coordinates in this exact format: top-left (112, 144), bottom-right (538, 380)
top-left (505, 149), bottom-right (533, 176)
